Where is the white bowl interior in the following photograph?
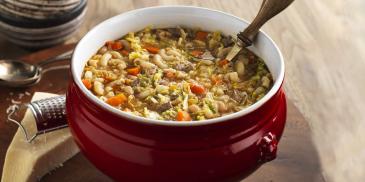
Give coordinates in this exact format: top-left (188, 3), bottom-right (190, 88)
top-left (72, 6), bottom-right (284, 126)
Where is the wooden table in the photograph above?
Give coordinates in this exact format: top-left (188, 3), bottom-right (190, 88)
top-left (1, 0), bottom-right (364, 181)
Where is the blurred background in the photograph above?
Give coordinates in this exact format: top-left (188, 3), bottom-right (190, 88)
top-left (1, 0), bottom-right (364, 182)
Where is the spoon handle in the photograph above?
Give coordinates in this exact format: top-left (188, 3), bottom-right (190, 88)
top-left (237, 0), bottom-right (294, 46)
top-left (37, 50), bottom-right (73, 67)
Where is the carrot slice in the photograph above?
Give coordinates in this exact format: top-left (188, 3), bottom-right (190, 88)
top-left (126, 67), bottom-right (140, 76)
top-left (195, 31), bottom-right (208, 41)
top-left (176, 111), bottom-right (192, 121)
top-left (218, 59), bottom-right (229, 66)
top-left (145, 45), bottom-right (160, 54)
top-left (191, 50), bottom-right (203, 57)
top-left (190, 84), bottom-right (206, 95)
top-left (82, 79), bottom-right (92, 89)
top-left (106, 93), bottom-right (127, 106)
top-left (121, 50), bottom-right (129, 56)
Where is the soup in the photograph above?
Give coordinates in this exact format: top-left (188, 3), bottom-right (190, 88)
top-left (81, 27), bottom-right (273, 121)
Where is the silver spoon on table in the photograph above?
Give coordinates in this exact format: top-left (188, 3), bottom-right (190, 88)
top-left (0, 50), bottom-right (72, 87)
top-left (226, 0), bottom-right (294, 61)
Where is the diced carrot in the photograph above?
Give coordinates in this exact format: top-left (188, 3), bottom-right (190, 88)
top-left (190, 84), bottom-right (206, 95)
top-left (218, 59), bottom-right (229, 66)
top-left (106, 41), bottom-right (123, 50)
top-left (191, 50), bottom-right (203, 57)
top-left (106, 93), bottom-right (127, 106)
top-left (164, 71), bottom-right (175, 79)
top-left (176, 111), bottom-right (192, 121)
top-left (121, 50), bottom-right (129, 56)
top-left (82, 79), bottom-right (92, 89)
top-left (126, 67), bottom-right (140, 76)
top-left (195, 31), bottom-right (208, 41)
top-left (211, 75), bottom-right (222, 85)
top-left (111, 41), bottom-right (123, 50)
top-left (144, 45), bottom-right (160, 54)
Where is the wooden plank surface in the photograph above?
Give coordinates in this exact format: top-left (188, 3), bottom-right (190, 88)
top-left (0, 47), bottom-right (323, 181)
top-left (1, 0), bottom-right (365, 181)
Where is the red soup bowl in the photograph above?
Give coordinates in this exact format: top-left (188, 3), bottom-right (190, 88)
top-left (66, 6), bottom-right (286, 182)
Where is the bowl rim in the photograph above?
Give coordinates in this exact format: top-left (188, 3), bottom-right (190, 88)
top-left (71, 5), bottom-right (285, 126)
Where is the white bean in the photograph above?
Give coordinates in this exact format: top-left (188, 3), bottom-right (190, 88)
top-left (215, 87), bottom-right (224, 96)
top-left (217, 101), bottom-right (228, 113)
top-left (225, 72), bottom-right (240, 82)
top-left (123, 86), bottom-right (134, 95)
top-left (93, 81), bottom-right (105, 95)
top-left (235, 60), bottom-right (245, 77)
top-left (261, 76), bottom-right (271, 88)
top-left (188, 104), bottom-right (200, 113)
top-left (153, 54), bottom-right (168, 69)
top-left (84, 71), bottom-right (93, 79)
top-left (100, 53), bottom-right (112, 67)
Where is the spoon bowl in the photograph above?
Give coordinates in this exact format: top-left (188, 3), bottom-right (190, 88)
top-left (0, 50), bottom-right (72, 87)
top-left (0, 59), bottom-right (40, 87)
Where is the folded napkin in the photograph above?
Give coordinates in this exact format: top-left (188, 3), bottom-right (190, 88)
top-left (1, 92), bottom-right (79, 182)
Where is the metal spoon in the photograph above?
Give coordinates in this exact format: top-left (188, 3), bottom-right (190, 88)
top-left (0, 50), bottom-right (72, 87)
top-left (226, 0), bottom-right (295, 61)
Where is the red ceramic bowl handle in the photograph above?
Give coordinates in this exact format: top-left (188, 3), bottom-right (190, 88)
top-left (259, 132), bottom-right (278, 163)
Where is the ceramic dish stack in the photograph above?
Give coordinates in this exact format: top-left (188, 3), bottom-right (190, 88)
top-left (0, 0), bottom-right (87, 49)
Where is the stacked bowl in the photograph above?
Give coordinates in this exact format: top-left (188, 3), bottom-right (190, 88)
top-left (0, 0), bottom-right (87, 49)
